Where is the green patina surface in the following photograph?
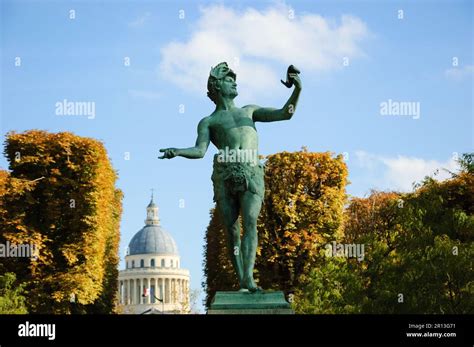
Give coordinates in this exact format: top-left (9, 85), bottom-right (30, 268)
top-left (160, 62), bottom-right (301, 292)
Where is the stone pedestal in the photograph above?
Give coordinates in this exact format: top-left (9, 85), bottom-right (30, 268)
top-left (208, 291), bottom-right (294, 314)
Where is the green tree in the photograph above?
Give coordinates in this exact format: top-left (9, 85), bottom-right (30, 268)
top-left (0, 271), bottom-right (28, 314)
top-left (296, 154), bottom-right (474, 314)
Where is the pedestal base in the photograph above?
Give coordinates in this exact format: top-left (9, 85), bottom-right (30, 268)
top-left (208, 291), bottom-right (294, 314)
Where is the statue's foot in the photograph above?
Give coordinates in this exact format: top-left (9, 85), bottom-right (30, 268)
top-left (238, 288), bottom-right (249, 292)
top-left (248, 285), bottom-right (264, 293)
top-left (243, 276), bottom-right (263, 293)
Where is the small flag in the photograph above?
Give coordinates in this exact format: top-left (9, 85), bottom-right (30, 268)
top-left (143, 287), bottom-right (150, 297)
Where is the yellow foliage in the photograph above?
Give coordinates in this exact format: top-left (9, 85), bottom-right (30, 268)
top-left (0, 130), bottom-right (122, 313)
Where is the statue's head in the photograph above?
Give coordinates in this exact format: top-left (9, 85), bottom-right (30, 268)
top-left (207, 62), bottom-right (237, 104)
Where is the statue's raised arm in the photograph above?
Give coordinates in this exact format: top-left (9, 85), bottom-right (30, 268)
top-left (251, 65), bottom-right (302, 123)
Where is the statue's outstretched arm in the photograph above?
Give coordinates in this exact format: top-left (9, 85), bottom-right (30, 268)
top-left (159, 118), bottom-right (210, 159)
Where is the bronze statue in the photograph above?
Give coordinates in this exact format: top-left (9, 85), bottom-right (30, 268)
top-left (159, 62), bottom-right (301, 292)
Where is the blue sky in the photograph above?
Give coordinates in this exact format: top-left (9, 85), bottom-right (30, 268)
top-left (1, 0), bottom-right (472, 312)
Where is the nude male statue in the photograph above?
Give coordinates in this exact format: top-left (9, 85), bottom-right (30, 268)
top-left (159, 62), bottom-right (301, 292)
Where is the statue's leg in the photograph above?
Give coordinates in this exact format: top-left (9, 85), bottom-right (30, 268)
top-left (240, 191), bottom-right (262, 291)
top-left (216, 197), bottom-right (244, 288)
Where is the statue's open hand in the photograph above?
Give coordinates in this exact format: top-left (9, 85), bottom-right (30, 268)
top-left (159, 148), bottom-right (178, 159)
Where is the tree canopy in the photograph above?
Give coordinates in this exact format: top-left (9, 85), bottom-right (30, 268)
top-left (0, 130), bottom-right (123, 314)
top-left (294, 154), bottom-right (474, 314)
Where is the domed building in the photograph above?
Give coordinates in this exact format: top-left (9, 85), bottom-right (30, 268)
top-left (118, 195), bottom-right (190, 314)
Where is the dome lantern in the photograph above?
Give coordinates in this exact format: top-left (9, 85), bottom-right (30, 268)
top-left (145, 190), bottom-right (159, 226)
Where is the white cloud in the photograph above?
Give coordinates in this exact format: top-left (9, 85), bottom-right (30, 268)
top-left (128, 12), bottom-right (151, 28)
top-left (354, 151), bottom-right (459, 192)
top-left (159, 3), bottom-right (371, 100)
top-left (445, 65), bottom-right (474, 81)
top-left (128, 89), bottom-right (162, 100)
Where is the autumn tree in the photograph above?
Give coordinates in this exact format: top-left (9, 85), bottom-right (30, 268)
top-left (0, 130), bottom-right (122, 314)
top-left (256, 150), bottom-right (348, 294)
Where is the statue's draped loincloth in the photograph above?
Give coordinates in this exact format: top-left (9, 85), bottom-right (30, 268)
top-left (212, 154), bottom-right (265, 202)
